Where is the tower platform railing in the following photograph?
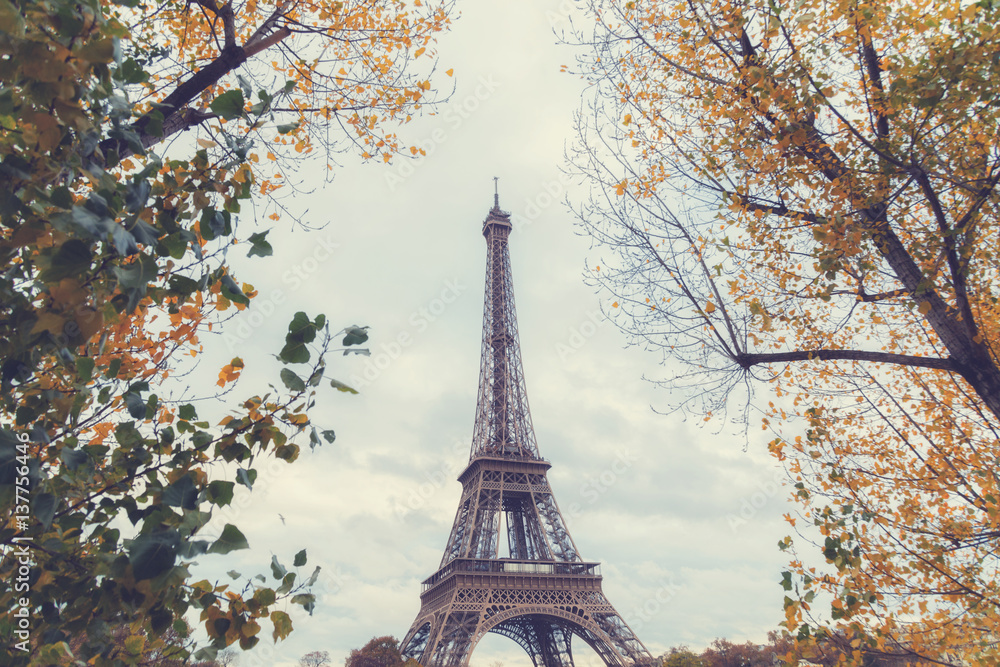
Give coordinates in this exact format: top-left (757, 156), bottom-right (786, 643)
top-left (421, 558), bottom-right (602, 592)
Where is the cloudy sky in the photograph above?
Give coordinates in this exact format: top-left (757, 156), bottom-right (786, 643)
top-left (178, 1), bottom-right (801, 664)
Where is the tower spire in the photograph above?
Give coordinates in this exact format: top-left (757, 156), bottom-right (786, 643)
top-left (493, 176), bottom-right (500, 210)
top-left (472, 186), bottom-right (538, 460)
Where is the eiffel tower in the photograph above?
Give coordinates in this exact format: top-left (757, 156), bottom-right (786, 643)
top-left (399, 186), bottom-right (655, 667)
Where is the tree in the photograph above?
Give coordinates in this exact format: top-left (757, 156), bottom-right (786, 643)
top-left (661, 646), bottom-right (706, 667)
top-left (568, 0), bottom-right (1000, 664)
top-left (700, 638), bottom-right (771, 667)
top-left (344, 636), bottom-right (414, 667)
top-left (300, 650), bottom-right (332, 667)
top-left (0, 0), bottom-right (452, 662)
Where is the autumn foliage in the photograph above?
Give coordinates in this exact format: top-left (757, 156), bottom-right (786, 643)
top-left (570, 0), bottom-right (1000, 663)
top-left (345, 636), bottom-right (416, 667)
top-left (0, 0), bottom-right (450, 662)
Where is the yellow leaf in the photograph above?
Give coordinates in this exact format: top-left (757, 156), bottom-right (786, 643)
top-left (197, 138), bottom-right (218, 149)
top-left (446, 68), bottom-right (454, 76)
top-left (917, 301), bottom-right (932, 315)
top-left (705, 301), bottom-right (716, 314)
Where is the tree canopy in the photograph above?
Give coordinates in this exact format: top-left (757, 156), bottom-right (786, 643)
top-left (0, 0), bottom-right (452, 662)
top-left (344, 636), bottom-right (415, 667)
top-left (569, 0), bottom-right (1000, 663)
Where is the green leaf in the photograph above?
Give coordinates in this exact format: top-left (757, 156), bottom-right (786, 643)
top-left (208, 524), bottom-right (249, 555)
top-left (129, 219), bottom-right (160, 247)
top-left (270, 554), bottom-right (287, 579)
top-left (275, 443), bottom-right (299, 461)
top-left (78, 37), bottom-right (116, 64)
top-left (227, 570), bottom-right (241, 579)
top-left (290, 593), bottom-right (316, 615)
top-left (280, 368), bottom-right (306, 392)
top-left (163, 474), bottom-right (198, 510)
top-left (236, 467), bottom-right (256, 489)
top-left (34, 493), bottom-right (57, 529)
top-left (113, 253), bottom-right (158, 289)
top-left (322, 429), bottom-right (336, 443)
top-left (342, 325), bottom-right (369, 346)
top-left (305, 566), bottom-right (321, 587)
top-left (105, 358), bottom-right (122, 380)
top-left (179, 404), bottom-right (197, 421)
top-left (125, 180), bottom-right (152, 213)
top-left (124, 392), bottom-right (146, 419)
top-left (76, 357), bottom-right (95, 383)
top-left (254, 587), bottom-right (276, 606)
top-left (247, 231), bottom-right (273, 258)
top-left (191, 431), bottom-right (213, 450)
top-left (219, 273), bottom-right (249, 306)
top-left (276, 571), bottom-right (296, 594)
top-left (145, 109), bottom-right (164, 137)
top-left (280, 312), bottom-right (322, 364)
top-left (329, 379), bottom-right (358, 394)
top-left (293, 548), bottom-right (307, 567)
top-left (208, 480), bottom-right (235, 507)
top-left (161, 235), bottom-right (192, 262)
top-left (39, 239), bottom-right (92, 283)
top-left (209, 89), bottom-right (245, 121)
top-left (60, 447), bottom-right (88, 471)
top-left (150, 606), bottom-right (173, 634)
top-left (178, 540), bottom-right (210, 558)
top-left (199, 208), bottom-right (231, 242)
top-left (129, 530), bottom-right (180, 580)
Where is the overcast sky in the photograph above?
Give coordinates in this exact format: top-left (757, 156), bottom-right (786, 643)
top-left (178, 1), bottom-right (801, 665)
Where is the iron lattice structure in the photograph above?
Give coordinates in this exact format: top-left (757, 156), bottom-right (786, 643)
top-left (399, 195), bottom-right (655, 667)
